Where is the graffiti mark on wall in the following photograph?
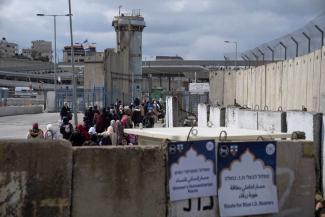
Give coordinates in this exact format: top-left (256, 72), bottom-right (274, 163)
top-left (183, 196), bottom-right (214, 212)
top-left (0, 172), bottom-right (27, 217)
top-left (169, 196), bottom-right (217, 217)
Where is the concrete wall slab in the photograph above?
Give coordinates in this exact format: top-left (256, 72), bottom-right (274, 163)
top-left (225, 107), bottom-right (239, 128)
top-left (209, 71), bottom-right (224, 105)
top-left (313, 49), bottom-right (322, 112)
top-left (209, 106), bottom-right (225, 127)
top-left (0, 140), bottom-right (72, 217)
top-left (274, 61), bottom-right (283, 110)
top-left (198, 103), bottom-right (208, 127)
top-left (235, 70), bottom-right (244, 106)
top-left (223, 71), bottom-right (236, 106)
top-left (72, 146), bottom-right (166, 217)
top-left (286, 111), bottom-right (322, 190)
top-left (257, 111), bottom-right (286, 133)
top-left (306, 53), bottom-right (315, 110)
top-left (319, 47), bottom-right (325, 113)
top-left (281, 60), bottom-right (288, 110)
top-left (237, 109), bottom-right (258, 130)
top-left (0, 105), bottom-right (43, 117)
top-left (287, 59), bottom-right (295, 109)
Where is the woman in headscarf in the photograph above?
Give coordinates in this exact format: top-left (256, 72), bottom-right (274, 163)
top-left (44, 124), bottom-right (61, 140)
top-left (27, 123), bottom-right (44, 139)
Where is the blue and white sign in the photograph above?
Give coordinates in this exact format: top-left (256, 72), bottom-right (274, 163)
top-left (168, 140), bottom-right (217, 202)
top-left (218, 141), bottom-right (279, 217)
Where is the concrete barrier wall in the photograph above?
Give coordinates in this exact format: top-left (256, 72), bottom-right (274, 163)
top-left (6, 98), bottom-right (44, 106)
top-left (0, 139), bottom-right (316, 217)
top-left (237, 109), bottom-right (258, 130)
top-left (209, 71), bottom-right (224, 105)
top-left (286, 111), bottom-right (322, 190)
top-left (223, 71), bottom-right (236, 106)
top-left (0, 105), bottom-right (43, 117)
top-left (257, 111), bottom-right (286, 133)
top-left (210, 46), bottom-right (325, 113)
top-left (198, 103), bottom-right (208, 127)
top-left (271, 140), bottom-right (315, 217)
top-left (319, 47), bottom-right (325, 112)
top-left (225, 107), bottom-right (239, 128)
top-left (0, 140), bottom-right (72, 217)
top-left (72, 146), bottom-right (166, 217)
top-left (209, 106), bottom-right (225, 127)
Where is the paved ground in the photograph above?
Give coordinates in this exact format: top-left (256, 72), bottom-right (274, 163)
top-left (0, 112), bottom-right (84, 139)
top-left (0, 112), bottom-right (164, 139)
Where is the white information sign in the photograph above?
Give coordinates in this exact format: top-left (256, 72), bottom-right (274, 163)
top-left (218, 141), bottom-right (279, 217)
top-left (168, 140), bottom-right (217, 202)
top-left (189, 83), bottom-right (210, 93)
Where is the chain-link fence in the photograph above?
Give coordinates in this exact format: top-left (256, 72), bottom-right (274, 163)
top-left (241, 11), bottom-right (325, 63)
top-left (55, 88), bottom-right (132, 112)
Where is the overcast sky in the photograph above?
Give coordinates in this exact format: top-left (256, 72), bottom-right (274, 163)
top-left (0, 0), bottom-right (324, 60)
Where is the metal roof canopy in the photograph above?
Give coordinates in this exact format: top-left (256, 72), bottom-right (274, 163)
top-left (142, 65), bottom-right (209, 77)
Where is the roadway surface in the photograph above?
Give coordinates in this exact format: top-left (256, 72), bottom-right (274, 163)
top-left (0, 112), bottom-right (84, 139)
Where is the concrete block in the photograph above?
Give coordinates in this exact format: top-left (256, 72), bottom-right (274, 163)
top-left (257, 111), bottom-right (287, 133)
top-left (267, 140), bottom-right (314, 217)
top-left (225, 107), bottom-right (239, 128)
top-left (198, 103), bottom-right (208, 127)
top-left (0, 106), bottom-right (43, 117)
top-left (0, 140), bottom-right (72, 217)
top-left (237, 109), bottom-right (258, 130)
top-left (209, 106), bottom-right (225, 127)
top-left (226, 108), bottom-right (257, 130)
top-left (166, 96), bottom-right (174, 128)
top-left (286, 111), bottom-right (322, 190)
top-left (72, 146), bottom-right (166, 217)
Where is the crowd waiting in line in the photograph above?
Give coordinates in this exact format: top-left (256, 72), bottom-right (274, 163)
top-left (26, 98), bottom-right (165, 146)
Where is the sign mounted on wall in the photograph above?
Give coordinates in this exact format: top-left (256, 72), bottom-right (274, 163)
top-left (189, 83), bottom-right (210, 94)
top-left (168, 140), bottom-right (217, 202)
top-left (218, 141), bottom-right (279, 217)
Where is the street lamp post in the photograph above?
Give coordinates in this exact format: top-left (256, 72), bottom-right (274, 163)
top-left (224, 40), bottom-right (238, 69)
top-left (68, 0), bottom-right (78, 126)
top-left (36, 13), bottom-right (69, 111)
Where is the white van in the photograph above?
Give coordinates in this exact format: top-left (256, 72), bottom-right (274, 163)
top-left (14, 87), bottom-right (37, 98)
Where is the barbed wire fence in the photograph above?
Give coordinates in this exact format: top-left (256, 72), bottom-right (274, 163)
top-left (242, 11), bottom-right (325, 65)
top-left (223, 11), bottom-right (325, 67)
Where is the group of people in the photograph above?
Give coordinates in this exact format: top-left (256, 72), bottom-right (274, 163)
top-left (26, 98), bottom-right (165, 147)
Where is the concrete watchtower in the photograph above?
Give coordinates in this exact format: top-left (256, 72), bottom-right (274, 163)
top-left (112, 9), bottom-right (146, 101)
